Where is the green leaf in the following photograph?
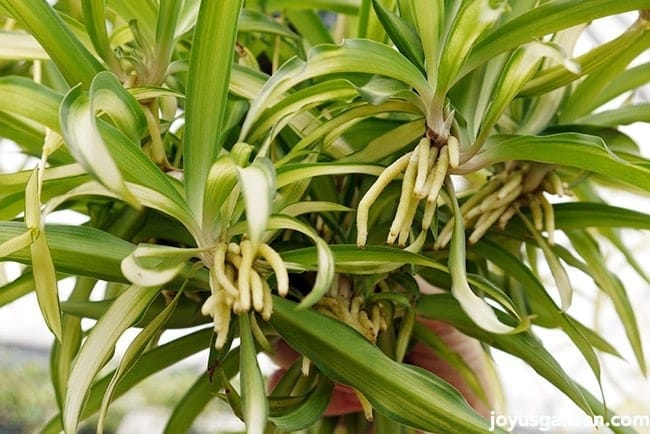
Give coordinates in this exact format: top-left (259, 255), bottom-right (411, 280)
top-left (41, 328), bottom-right (215, 433)
top-left (0, 76), bottom-right (63, 132)
top-left (465, 0), bottom-right (650, 78)
top-left (372, 0), bottom-right (425, 71)
top-left (408, 0), bottom-right (443, 85)
top-left (247, 79), bottom-right (359, 144)
top-left (120, 244), bottom-right (204, 287)
top-left (519, 25), bottom-right (648, 97)
top-left (477, 41), bottom-right (566, 146)
top-left (280, 244), bottom-right (447, 275)
top-left (30, 231), bottom-right (63, 341)
top-left (264, 0), bottom-right (360, 14)
top-left (97, 288), bottom-right (183, 434)
top-left (340, 118), bottom-right (425, 163)
top-left (471, 241), bottom-right (606, 383)
top-left (50, 277), bottom-right (96, 412)
top-left (553, 202), bottom-right (650, 230)
top-left (412, 321), bottom-right (490, 407)
top-left (589, 62), bottom-right (650, 113)
top-left (269, 374), bottom-right (334, 432)
top-left (63, 284), bottom-right (161, 434)
top-left (106, 0), bottom-right (157, 42)
top-left (164, 348), bottom-right (241, 434)
top-left (0, 229), bottom-right (35, 258)
top-left (82, 0), bottom-right (122, 73)
top-left (59, 72), bottom-right (146, 208)
top-left (469, 133), bottom-right (650, 192)
top-left (0, 270), bottom-right (34, 307)
top-left (279, 201), bottom-right (352, 217)
top-left (203, 154), bottom-right (239, 230)
top-left (270, 296), bottom-right (503, 434)
top-left (282, 99), bottom-right (422, 162)
top-left (442, 180), bottom-right (518, 334)
top-left (276, 163), bottom-right (384, 188)
top-left (184, 0), bottom-right (243, 219)
top-left (520, 213), bottom-right (573, 311)
top-left (416, 294), bottom-right (594, 417)
top-left (0, 30), bottom-right (48, 60)
top-left (286, 9), bottom-right (334, 45)
top-left (0, 0), bottom-right (104, 87)
top-left (575, 104), bottom-right (650, 127)
top-left (0, 222), bottom-right (159, 285)
top-left (239, 312), bottom-right (268, 434)
top-left (240, 39), bottom-right (432, 140)
top-left (240, 9), bottom-right (299, 38)
top-left (567, 230), bottom-right (646, 375)
top-left (151, 0), bottom-right (183, 84)
top-left (25, 169), bottom-right (63, 342)
top-left (44, 181), bottom-right (198, 240)
top-left (560, 30), bottom-right (650, 123)
top-left (437, 0), bottom-right (504, 95)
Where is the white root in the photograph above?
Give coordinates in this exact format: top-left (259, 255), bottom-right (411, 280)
top-left (447, 135), bottom-right (460, 169)
top-left (388, 151), bottom-right (419, 244)
top-left (258, 242), bottom-right (289, 296)
top-left (498, 205), bottom-right (518, 229)
top-left (397, 192), bottom-right (419, 246)
top-left (250, 268), bottom-right (265, 312)
top-left (469, 205), bottom-right (509, 244)
top-left (414, 138), bottom-right (430, 194)
top-left (415, 146), bottom-right (439, 199)
top-left (496, 170), bottom-right (523, 200)
top-left (238, 239), bottom-right (254, 312)
top-left (421, 196), bottom-right (437, 230)
top-left (528, 193), bottom-right (543, 230)
top-left (356, 153), bottom-right (411, 247)
top-left (213, 243), bottom-right (239, 298)
top-left (538, 192), bottom-right (555, 245)
top-left (426, 145), bottom-right (449, 204)
top-left (262, 279), bottom-right (273, 320)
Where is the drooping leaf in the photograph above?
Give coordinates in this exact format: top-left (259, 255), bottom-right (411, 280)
top-left (442, 180), bottom-right (518, 334)
top-left (0, 0), bottom-right (104, 87)
top-left (469, 133), bottom-right (650, 193)
top-left (25, 169), bottom-right (63, 341)
top-left (465, 0), bottom-right (650, 77)
top-left (121, 244), bottom-right (204, 287)
top-left (41, 328), bottom-right (215, 434)
top-left (552, 202), bottom-right (650, 231)
top-left (63, 284), bottom-right (161, 434)
top-left (97, 288), bottom-right (184, 434)
top-left (0, 30), bottom-right (48, 60)
top-left (416, 294), bottom-right (594, 417)
top-left (59, 72), bottom-right (147, 208)
top-left (239, 39), bottom-right (432, 140)
top-left (567, 229), bottom-right (646, 375)
top-left (269, 373), bottom-right (334, 432)
top-left (163, 348), bottom-right (241, 434)
top-left (270, 296), bottom-right (503, 434)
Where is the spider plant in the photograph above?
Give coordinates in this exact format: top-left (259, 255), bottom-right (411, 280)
top-left (1, 0), bottom-right (649, 433)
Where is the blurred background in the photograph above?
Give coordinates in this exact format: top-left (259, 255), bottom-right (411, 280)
top-left (0, 11), bottom-right (649, 434)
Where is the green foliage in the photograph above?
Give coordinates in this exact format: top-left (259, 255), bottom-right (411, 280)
top-left (0, 0), bottom-right (649, 433)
